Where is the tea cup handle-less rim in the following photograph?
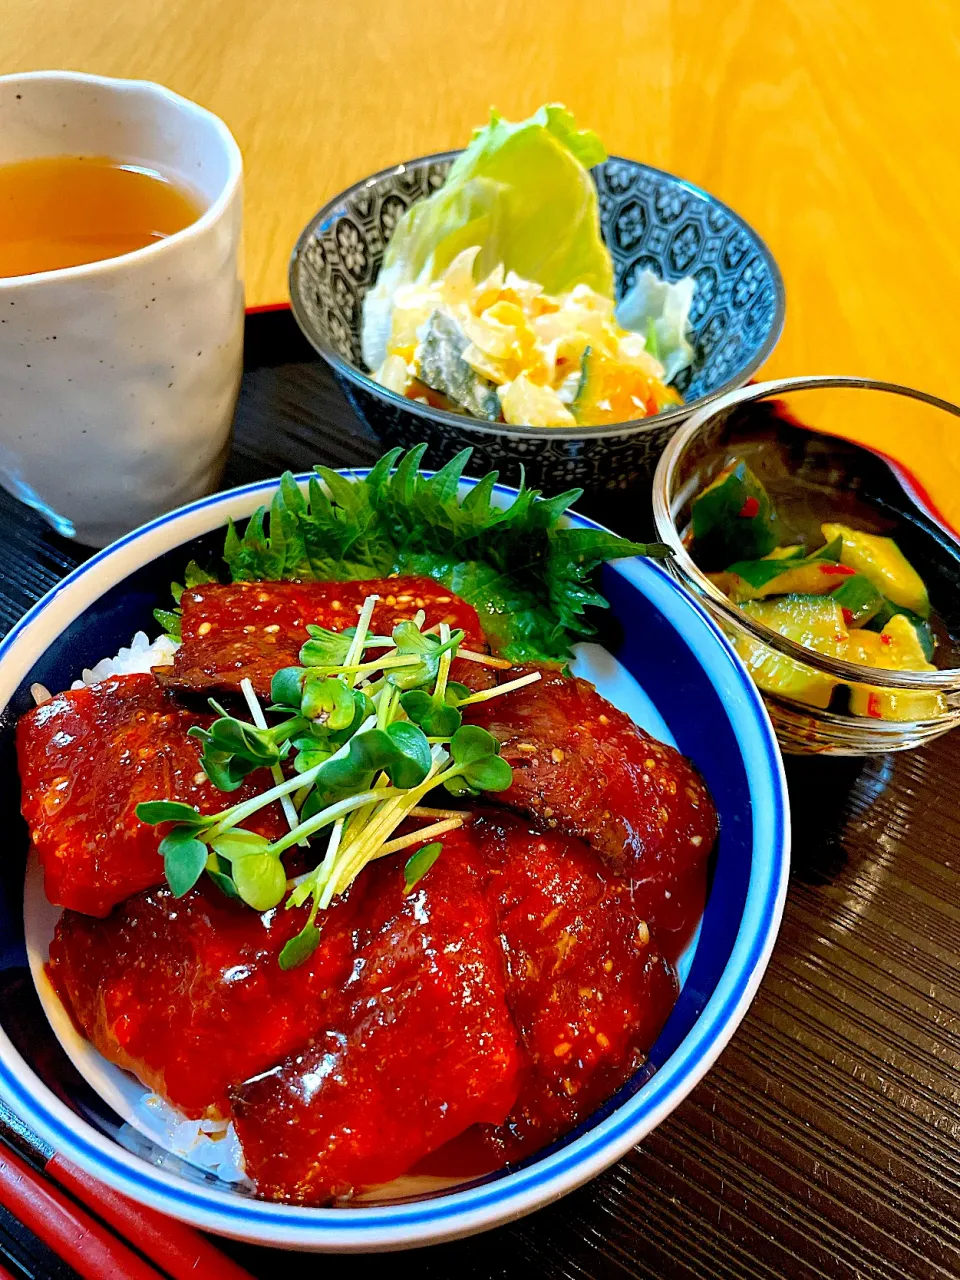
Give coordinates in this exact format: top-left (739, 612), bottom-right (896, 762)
top-left (0, 70), bottom-right (242, 289)
top-left (651, 374), bottom-right (960, 696)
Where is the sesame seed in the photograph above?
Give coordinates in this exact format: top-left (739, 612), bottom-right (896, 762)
top-left (690, 834), bottom-right (703, 847)
top-left (193, 771), bottom-right (207, 786)
top-left (551, 747), bottom-right (565, 763)
top-left (257, 592), bottom-right (269, 602)
top-left (603, 958), bottom-right (613, 973)
top-left (598, 713), bottom-right (609, 725)
top-left (197, 622), bottom-right (212, 636)
top-left (553, 1042), bottom-right (572, 1057)
top-left (596, 1032), bottom-right (611, 1049)
top-left (331, 601), bottom-right (342, 610)
top-left (517, 742), bottom-right (537, 754)
top-left (243, 625), bottom-right (255, 633)
top-left (644, 758), bottom-right (655, 770)
top-left (543, 806), bottom-right (554, 817)
top-left (264, 624), bottom-right (280, 633)
top-left (385, 595), bottom-right (397, 606)
top-left (635, 921), bottom-right (650, 947)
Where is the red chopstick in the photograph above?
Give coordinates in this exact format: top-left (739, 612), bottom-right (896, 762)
top-left (0, 1143), bottom-right (166, 1280)
top-left (0, 1094), bottom-right (256, 1280)
top-left (50, 1154), bottom-right (256, 1280)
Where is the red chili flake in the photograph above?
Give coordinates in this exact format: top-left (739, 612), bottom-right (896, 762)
top-left (737, 496), bottom-right (760, 519)
top-left (819, 564), bottom-right (855, 577)
top-left (841, 608), bottom-right (854, 626)
top-left (866, 693), bottom-right (883, 719)
top-left (880, 633), bottom-right (893, 646)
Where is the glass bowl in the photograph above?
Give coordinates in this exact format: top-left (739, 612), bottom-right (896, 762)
top-left (652, 376), bottom-right (960, 755)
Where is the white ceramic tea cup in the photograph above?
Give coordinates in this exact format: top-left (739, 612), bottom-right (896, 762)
top-left (0, 71), bottom-right (243, 547)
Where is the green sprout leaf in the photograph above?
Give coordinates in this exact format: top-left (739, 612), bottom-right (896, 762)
top-left (232, 853), bottom-right (288, 911)
top-left (444, 724), bottom-right (512, 796)
top-left (209, 828), bottom-right (271, 861)
top-left (403, 842), bottom-right (443, 894)
top-left (299, 625), bottom-right (355, 668)
top-left (301, 673), bottom-right (356, 728)
top-left (449, 724), bottom-right (500, 764)
top-left (462, 753), bottom-right (512, 791)
top-left (386, 621), bottom-right (464, 691)
top-left (189, 746), bottom-right (262, 793)
top-left (315, 721), bottom-right (432, 795)
top-left (279, 923), bottom-right (322, 971)
top-left (206, 853), bottom-right (240, 899)
top-left (189, 702), bottom-right (306, 792)
top-left (160, 827), bottom-right (209, 897)
top-left (136, 800), bottom-right (206, 827)
top-left (399, 685), bottom-right (464, 738)
top-left (270, 666), bottom-right (305, 709)
top-left (383, 720), bottom-right (433, 788)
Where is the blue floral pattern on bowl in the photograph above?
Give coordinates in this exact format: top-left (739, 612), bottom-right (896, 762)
top-left (290, 153), bottom-right (785, 494)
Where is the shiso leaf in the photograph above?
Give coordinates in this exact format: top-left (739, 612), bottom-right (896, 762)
top-left (219, 445), bottom-right (668, 664)
top-left (155, 560), bottom-right (218, 642)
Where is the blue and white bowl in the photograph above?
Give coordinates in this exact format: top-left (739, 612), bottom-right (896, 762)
top-left (289, 155), bottom-right (785, 496)
top-left (0, 472), bottom-right (789, 1251)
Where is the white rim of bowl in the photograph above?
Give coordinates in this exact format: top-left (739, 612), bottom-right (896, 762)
top-left (0, 471), bottom-right (789, 1250)
top-left (287, 151), bottom-right (787, 443)
top-left (652, 374), bottom-right (960, 699)
top-left (0, 70), bottom-right (242, 288)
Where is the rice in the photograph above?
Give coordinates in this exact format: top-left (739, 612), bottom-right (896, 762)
top-left (124, 1094), bottom-right (249, 1185)
top-left (70, 630), bottom-right (179, 690)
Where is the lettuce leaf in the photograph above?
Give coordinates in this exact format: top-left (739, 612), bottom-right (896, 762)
top-left (220, 446), bottom-right (668, 663)
top-left (362, 104), bottom-right (613, 370)
top-left (615, 269), bottom-right (696, 382)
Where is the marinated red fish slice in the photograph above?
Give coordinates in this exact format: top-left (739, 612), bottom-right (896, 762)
top-left (465, 667), bottom-right (718, 888)
top-left (231, 839), bottom-right (520, 1204)
top-left (47, 878), bottom-right (360, 1118)
top-left (474, 813), bottom-right (679, 1162)
top-left (157, 577), bottom-right (497, 699)
top-left (17, 673), bottom-right (284, 917)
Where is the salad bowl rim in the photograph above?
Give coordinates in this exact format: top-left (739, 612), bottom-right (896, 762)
top-left (288, 149), bottom-right (787, 442)
top-left (0, 468), bottom-right (789, 1250)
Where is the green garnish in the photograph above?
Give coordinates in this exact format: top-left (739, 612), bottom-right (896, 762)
top-left (136, 603), bottom-right (527, 965)
top-left (137, 445), bottom-right (669, 960)
top-left (403, 842), bottom-right (443, 895)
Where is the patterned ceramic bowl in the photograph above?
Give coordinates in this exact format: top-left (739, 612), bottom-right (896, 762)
top-left (288, 153), bottom-right (785, 494)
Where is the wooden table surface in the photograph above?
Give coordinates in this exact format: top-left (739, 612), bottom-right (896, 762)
top-left (3, 1), bottom-right (960, 502)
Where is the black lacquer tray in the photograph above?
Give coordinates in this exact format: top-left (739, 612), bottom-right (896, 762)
top-left (2, 308), bottom-right (957, 1280)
